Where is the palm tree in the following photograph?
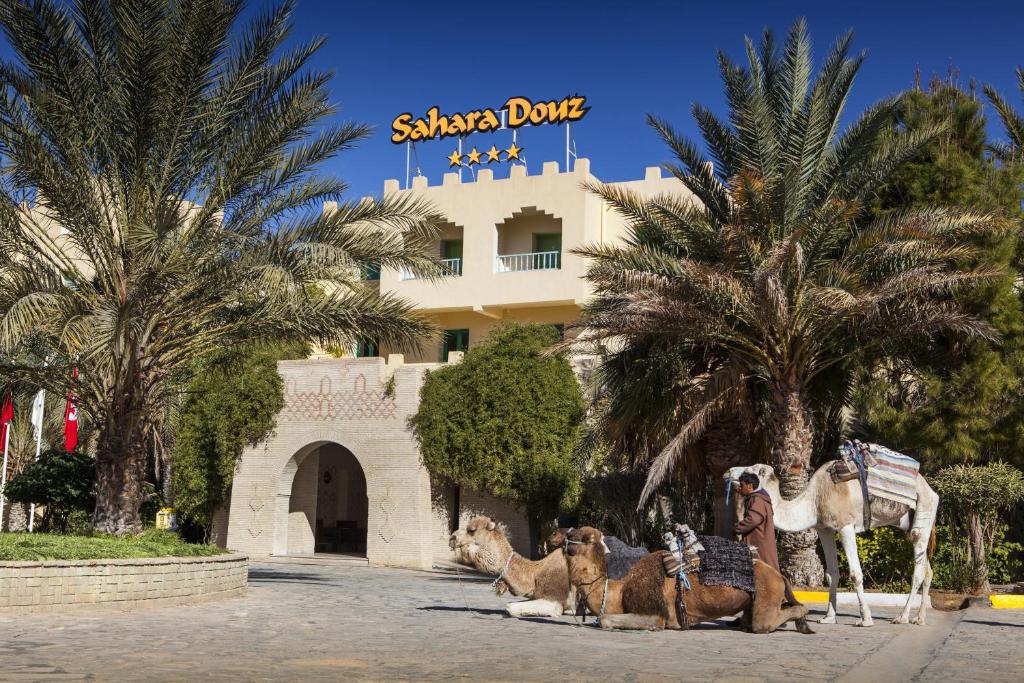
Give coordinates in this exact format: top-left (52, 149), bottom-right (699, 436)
top-left (985, 67), bottom-right (1024, 162)
top-left (0, 0), bottom-right (442, 534)
top-left (571, 19), bottom-right (1001, 583)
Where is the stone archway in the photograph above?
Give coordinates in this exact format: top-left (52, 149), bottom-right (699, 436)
top-left (273, 440), bottom-right (369, 557)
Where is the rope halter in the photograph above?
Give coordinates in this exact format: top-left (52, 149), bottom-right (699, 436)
top-left (491, 550), bottom-right (515, 590)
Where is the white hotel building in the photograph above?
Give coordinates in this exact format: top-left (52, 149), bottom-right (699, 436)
top-left (220, 159), bottom-right (695, 568)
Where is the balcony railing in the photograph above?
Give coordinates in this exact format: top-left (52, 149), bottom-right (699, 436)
top-left (399, 257), bottom-right (463, 281)
top-left (496, 251), bottom-right (561, 273)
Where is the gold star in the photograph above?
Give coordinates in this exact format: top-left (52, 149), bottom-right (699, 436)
top-left (485, 145), bottom-right (501, 163)
top-left (466, 147), bottom-right (482, 165)
top-left (447, 149), bottom-right (463, 167)
top-left (505, 142), bottom-right (523, 161)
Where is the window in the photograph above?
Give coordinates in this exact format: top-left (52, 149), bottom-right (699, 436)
top-left (355, 339), bottom-right (378, 358)
top-left (441, 239), bottom-right (464, 276)
top-left (441, 239), bottom-right (463, 260)
top-left (532, 233), bottom-right (562, 269)
top-left (441, 329), bottom-right (469, 361)
top-left (361, 262), bottom-right (381, 281)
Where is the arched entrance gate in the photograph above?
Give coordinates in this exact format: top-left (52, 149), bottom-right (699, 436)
top-left (221, 358), bottom-right (437, 569)
top-left (275, 440), bottom-right (368, 557)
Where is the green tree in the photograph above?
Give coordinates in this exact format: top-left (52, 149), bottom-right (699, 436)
top-left (854, 83), bottom-right (1024, 467)
top-left (410, 323), bottom-right (585, 556)
top-left (571, 20), bottom-right (1000, 584)
top-left (4, 449), bottom-right (96, 532)
top-left (0, 0), bottom-right (441, 533)
top-left (932, 462), bottom-right (1024, 593)
top-left (170, 342), bottom-right (306, 535)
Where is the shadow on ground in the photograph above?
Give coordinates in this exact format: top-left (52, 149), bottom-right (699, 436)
top-left (247, 569), bottom-right (333, 584)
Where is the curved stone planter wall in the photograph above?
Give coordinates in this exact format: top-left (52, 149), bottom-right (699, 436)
top-left (0, 553), bottom-right (247, 612)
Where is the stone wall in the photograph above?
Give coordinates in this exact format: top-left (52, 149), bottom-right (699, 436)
top-left (0, 554), bottom-right (247, 613)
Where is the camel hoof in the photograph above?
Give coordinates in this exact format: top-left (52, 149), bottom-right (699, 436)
top-left (891, 616), bottom-right (908, 625)
top-left (855, 619), bottom-right (874, 627)
top-left (910, 615), bottom-right (926, 626)
top-left (818, 615), bottom-right (836, 624)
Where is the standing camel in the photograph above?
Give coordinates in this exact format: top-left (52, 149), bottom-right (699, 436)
top-left (726, 463), bottom-right (939, 627)
top-left (564, 527), bottom-right (813, 633)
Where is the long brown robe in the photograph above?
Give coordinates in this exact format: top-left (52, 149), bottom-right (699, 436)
top-left (734, 489), bottom-right (780, 573)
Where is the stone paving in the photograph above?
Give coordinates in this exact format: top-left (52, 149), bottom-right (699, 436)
top-left (0, 561), bottom-right (1021, 682)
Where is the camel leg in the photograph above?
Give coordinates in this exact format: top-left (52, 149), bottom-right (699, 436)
top-left (562, 585), bottom-right (577, 615)
top-left (915, 559), bottom-right (934, 626)
top-left (505, 599), bottom-right (563, 619)
top-left (751, 598), bottom-right (811, 634)
top-left (839, 525), bottom-right (873, 627)
top-left (895, 524), bottom-right (932, 625)
top-left (818, 527), bottom-right (839, 624)
top-left (599, 613), bottom-right (664, 631)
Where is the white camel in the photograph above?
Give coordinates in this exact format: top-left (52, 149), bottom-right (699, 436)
top-left (726, 462), bottom-right (939, 627)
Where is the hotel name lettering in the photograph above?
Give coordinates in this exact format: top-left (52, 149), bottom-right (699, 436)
top-left (390, 95), bottom-right (589, 144)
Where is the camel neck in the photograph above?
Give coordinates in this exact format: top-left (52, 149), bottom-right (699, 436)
top-left (766, 472), bottom-right (820, 532)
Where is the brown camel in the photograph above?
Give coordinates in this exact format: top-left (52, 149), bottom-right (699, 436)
top-left (564, 526), bottom-right (813, 634)
top-left (449, 515), bottom-right (571, 618)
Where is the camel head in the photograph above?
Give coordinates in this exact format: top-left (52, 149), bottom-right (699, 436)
top-left (725, 463), bottom-right (778, 493)
top-left (563, 526), bottom-right (610, 586)
top-left (546, 527), bottom-right (573, 550)
top-left (448, 515), bottom-right (512, 573)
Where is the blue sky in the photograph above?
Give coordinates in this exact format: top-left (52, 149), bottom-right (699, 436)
top-left (287, 0), bottom-right (1024, 199)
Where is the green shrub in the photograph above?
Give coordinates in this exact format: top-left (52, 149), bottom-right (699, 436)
top-left (0, 529), bottom-right (224, 561)
top-left (411, 323), bottom-right (585, 555)
top-left (833, 524), bottom-right (1024, 593)
top-left (171, 342), bottom-right (307, 531)
top-left (3, 449), bottom-right (95, 532)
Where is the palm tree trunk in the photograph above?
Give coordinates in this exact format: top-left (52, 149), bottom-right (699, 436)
top-left (770, 382), bottom-right (824, 587)
top-left (93, 422), bottom-right (148, 534)
top-left (704, 413), bottom-right (755, 537)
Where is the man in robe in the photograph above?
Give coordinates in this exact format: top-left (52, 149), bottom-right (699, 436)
top-left (733, 471), bottom-right (780, 573)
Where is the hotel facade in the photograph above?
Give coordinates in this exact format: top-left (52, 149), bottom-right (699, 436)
top-left (219, 158), bottom-right (694, 567)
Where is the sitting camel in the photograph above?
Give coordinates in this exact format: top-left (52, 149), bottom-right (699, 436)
top-left (449, 515), bottom-right (572, 618)
top-left (726, 463), bottom-right (939, 627)
top-left (564, 526), bottom-right (812, 633)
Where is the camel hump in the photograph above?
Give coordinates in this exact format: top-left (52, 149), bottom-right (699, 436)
top-left (620, 552), bottom-right (671, 620)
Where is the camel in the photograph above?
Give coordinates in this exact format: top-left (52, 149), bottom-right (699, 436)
top-left (449, 515), bottom-right (572, 618)
top-left (726, 462), bottom-right (939, 627)
top-left (564, 526), bottom-right (813, 634)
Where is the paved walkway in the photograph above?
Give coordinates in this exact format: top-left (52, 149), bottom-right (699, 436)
top-left (0, 561), bottom-right (1020, 682)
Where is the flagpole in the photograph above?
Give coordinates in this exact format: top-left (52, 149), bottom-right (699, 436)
top-left (0, 419), bottom-right (10, 528)
top-left (28, 394), bottom-right (43, 532)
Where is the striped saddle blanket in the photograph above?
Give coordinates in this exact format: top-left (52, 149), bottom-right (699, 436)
top-left (864, 445), bottom-right (920, 509)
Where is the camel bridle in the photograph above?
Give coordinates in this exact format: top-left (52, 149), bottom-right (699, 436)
top-left (563, 534), bottom-right (609, 621)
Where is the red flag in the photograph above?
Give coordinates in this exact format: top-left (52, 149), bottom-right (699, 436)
top-left (64, 369), bottom-right (79, 452)
top-left (1, 393), bottom-right (12, 452)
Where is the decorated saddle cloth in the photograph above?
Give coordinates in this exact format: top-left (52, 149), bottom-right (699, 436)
top-left (695, 534), bottom-right (756, 593)
top-left (865, 445), bottom-right (920, 509)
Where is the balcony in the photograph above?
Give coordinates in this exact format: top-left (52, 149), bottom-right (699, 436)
top-left (495, 251), bottom-right (561, 273)
top-left (400, 257), bottom-right (462, 281)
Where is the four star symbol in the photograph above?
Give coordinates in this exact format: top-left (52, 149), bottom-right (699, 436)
top-left (447, 143), bottom-right (524, 167)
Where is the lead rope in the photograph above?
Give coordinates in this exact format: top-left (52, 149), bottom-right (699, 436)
top-left (452, 555), bottom-right (496, 621)
top-left (491, 550), bottom-right (515, 590)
